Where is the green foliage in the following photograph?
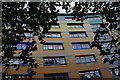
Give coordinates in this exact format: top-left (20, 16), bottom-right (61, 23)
top-left (2, 2), bottom-right (61, 75)
top-left (2, 2), bottom-right (120, 76)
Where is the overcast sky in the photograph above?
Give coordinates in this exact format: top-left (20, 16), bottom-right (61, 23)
top-left (56, 2), bottom-right (75, 13)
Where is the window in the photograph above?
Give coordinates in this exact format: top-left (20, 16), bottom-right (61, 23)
top-left (9, 58), bottom-right (24, 65)
top-left (79, 69), bottom-right (102, 79)
top-left (100, 42), bottom-right (116, 48)
top-left (22, 24), bottom-right (27, 27)
top-left (76, 54), bottom-right (96, 63)
top-left (16, 32), bottom-right (33, 37)
top-left (101, 43), bottom-right (109, 47)
top-left (110, 67), bottom-right (120, 76)
top-left (3, 74), bottom-right (31, 80)
top-left (51, 24), bottom-right (60, 28)
top-left (44, 56), bottom-right (66, 65)
top-left (45, 32), bottom-right (62, 38)
top-left (104, 54), bottom-right (120, 62)
top-left (5, 30), bottom-right (33, 37)
top-left (90, 24), bottom-right (100, 28)
top-left (69, 31), bottom-right (87, 38)
top-left (9, 42), bottom-right (32, 50)
top-left (86, 17), bottom-right (101, 21)
top-left (111, 21), bottom-right (120, 25)
top-left (23, 32), bottom-right (33, 37)
top-left (44, 73), bottom-right (69, 80)
top-left (3, 57), bottom-right (32, 65)
top-left (100, 33), bottom-right (112, 40)
top-left (16, 44), bottom-right (27, 50)
top-left (100, 42), bottom-right (119, 53)
top-left (65, 17), bottom-right (73, 20)
top-left (67, 23), bottom-right (83, 28)
top-left (72, 42), bottom-right (91, 49)
top-left (43, 43), bottom-right (64, 50)
top-left (90, 24), bottom-right (100, 32)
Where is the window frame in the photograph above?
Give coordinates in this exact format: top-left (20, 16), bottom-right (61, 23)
top-left (110, 67), bottom-right (120, 76)
top-left (86, 16), bottom-right (101, 21)
top-left (23, 32), bottom-right (34, 37)
top-left (45, 32), bottom-right (62, 38)
top-left (51, 23), bottom-right (60, 28)
top-left (72, 42), bottom-right (91, 50)
top-left (5, 29), bottom-right (34, 37)
top-left (79, 69), bottom-right (102, 79)
top-left (69, 31), bottom-right (87, 38)
top-left (75, 54), bottom-right (97, 64)
top-left (67, 23), bottom-right (84, 28)
top-left (6, 42), bottom-right (32, 50)
top-left (43, 56), bottom-right (66, 66)
top-left (65, 17), bottom-right (73, 20)
top-left (90, 24), bottom-right (101, 32)
top-left (43, 43), bottom-right (64, 50)
top-left (3, 57), bottom-right (32, 65)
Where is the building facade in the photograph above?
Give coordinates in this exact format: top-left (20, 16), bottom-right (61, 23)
top-left (1, 13), bottom-right (115, 80)
top-left (84, 14), bottom-right (120, 80)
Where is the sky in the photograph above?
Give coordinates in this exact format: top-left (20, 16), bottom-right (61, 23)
top-left (56, 2), bottom-right (75, 13)
top-left (24, 2), bottom-right (75, 13)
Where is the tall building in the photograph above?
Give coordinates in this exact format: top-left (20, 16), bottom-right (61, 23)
top-left (1, 13), bottom-right (115, 80)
